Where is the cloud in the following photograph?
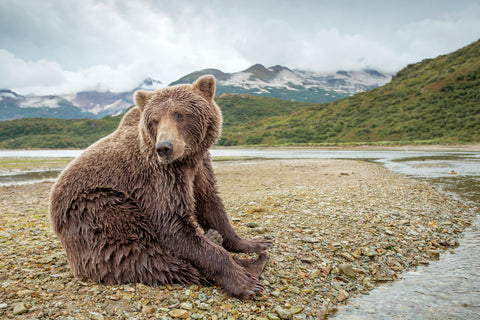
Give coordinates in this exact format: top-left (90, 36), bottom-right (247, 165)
top-left (396, 7), bottom-right (480, 59)
top-left (1, 0), bottom-right (480, 95)
top-left (0, 50), bottom-right (66, 92)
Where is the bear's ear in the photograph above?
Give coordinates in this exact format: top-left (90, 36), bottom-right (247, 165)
top-left (193, 75), bottom-right (216, 101)
top-left (133, 90), bottom-right (153, 111)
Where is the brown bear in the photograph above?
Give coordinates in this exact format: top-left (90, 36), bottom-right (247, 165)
top-left (49, 75), bottom-right (271, 299)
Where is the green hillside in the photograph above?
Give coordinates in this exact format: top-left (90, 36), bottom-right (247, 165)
top-left (221, 39), bottom-right (480, 145)
top-left (0, 95), bottom-right (312, 149)
top-left (0, 116), bottom-right (121, 149)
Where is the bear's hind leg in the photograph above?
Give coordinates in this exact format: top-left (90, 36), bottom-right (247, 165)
top-left (62, 190), bottom-right (208, 286)
top-left (96, 240), bottom-right (209, 286)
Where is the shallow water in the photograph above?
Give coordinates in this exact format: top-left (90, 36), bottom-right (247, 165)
top-left (1, 149), bottom-right (479, 318)
top-left (334, 155), bottom-right (480, 320)
top-left (0, 168), bottom-right (61, 186)
top-left (334, 216), bottom-right (480, 320)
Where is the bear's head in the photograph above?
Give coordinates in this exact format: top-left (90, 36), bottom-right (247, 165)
top-left (134, 75), bottom-right (222, 164)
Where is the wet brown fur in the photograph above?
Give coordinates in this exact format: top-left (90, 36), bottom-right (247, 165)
top-left (49, 76), bottom-right (270, 299)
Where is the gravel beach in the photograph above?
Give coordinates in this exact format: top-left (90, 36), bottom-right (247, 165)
top-left (0, 159), bottom-right (476, 319)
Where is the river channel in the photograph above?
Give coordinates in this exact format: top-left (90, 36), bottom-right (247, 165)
top-left (1, 148), bottom-right (479, 318)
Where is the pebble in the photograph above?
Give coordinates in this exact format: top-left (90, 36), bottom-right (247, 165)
top-left (13, 303), bottom-right (28, 315)
top-left (89, 312), bottom-right (104, 320)
top-left (290, 306), bottom-right (304, 314)
top-left (275, 306), bottom-right (293, 319)
top-left (268, 313), bottom-right (281, 320)
top-left (339, 263), bottom-right (356, 279)
top-left (142, 305), bottom-right (155, 314)
top-left (169, 309), bottom-right (189, 319)
top-left (246, 222), bottom-right (260, 228)
top-left (180, 302), bottom-right (193, 310)
top-left (337, 290), bottom-right (349, 302)
top-left (311, 269), bottom-right (321, 278)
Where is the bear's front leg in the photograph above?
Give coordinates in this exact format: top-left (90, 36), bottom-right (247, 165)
top-left (161, 221), bottom-right (264, 299)
top-left (193, 155), bottom-right (272, 254)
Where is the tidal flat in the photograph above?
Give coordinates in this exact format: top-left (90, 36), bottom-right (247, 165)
top-left (0, 159), bottom-right (476, 319)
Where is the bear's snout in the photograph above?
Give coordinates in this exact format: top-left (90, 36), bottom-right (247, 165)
top-left (156, 141), bottom-right (174, 157)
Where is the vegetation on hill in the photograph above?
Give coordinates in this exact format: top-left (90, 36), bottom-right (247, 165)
top-left (0, 116), bottom-right (120, 149)
top-left (0, 39), bottom-right (479, 148)
top-left (0, 96), bottom-right (311, 149)
top-left (219, 39), bottom-right (480, 145)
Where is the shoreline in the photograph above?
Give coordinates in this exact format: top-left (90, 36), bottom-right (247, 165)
top-left (213, 143), bottom-right (480, 152)
top-left (1, 143), bottom-right (480, 153)
top-left (0, 159), bottom-right (476, 319)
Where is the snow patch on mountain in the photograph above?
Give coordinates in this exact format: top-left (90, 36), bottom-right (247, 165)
top-left (135, 77), bottom-right (164, 91)
top-left (19, 96), bottom-right (64, 109)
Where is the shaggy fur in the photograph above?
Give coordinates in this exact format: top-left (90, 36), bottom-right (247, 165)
top-left (49, 76), bottom-right (271, 299)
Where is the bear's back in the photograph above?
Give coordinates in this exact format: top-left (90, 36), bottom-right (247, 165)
top-left (49, 107), bottom-right (144, 227)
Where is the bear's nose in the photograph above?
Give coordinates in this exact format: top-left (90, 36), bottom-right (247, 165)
top-left (156, 141), bottom-right (173, 157)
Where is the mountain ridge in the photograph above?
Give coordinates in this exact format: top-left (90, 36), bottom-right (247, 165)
top-left (0, 65), bottom-right (391, 121)
top-left (171, 64), bottom-right (392, 102)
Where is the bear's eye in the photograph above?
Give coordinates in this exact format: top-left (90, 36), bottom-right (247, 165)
top-left (152, 120), bottom-right (158, 127)
top-left (174, 112), bottom-right (184, 122)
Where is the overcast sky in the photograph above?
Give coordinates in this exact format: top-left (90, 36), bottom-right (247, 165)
top-left (1, 0), bottom-right (480, 95)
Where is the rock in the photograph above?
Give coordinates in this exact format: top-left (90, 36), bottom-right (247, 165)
top-left (169, 309), bottom-right (189, 319)
top-left (337, 290), bottom-right (349, 302)
top-left (271, 291), bottom-right (281, 297)
top-left (13, 303), bottom-right (28, 315)
top-left (197, 302), bottom-right (211, 310)
top-left (311, 269), bottom-right (321, 278)
top-left (16, 289), bottom-right (33, 297)
top-left (191, 313), bottom-right (204, 319)
top-left (142, 305), bottom-right (155, 315)
top-left (89, 312), bottom-right (104, 320)
top-left (365, 248), bottom-right (377, 257)
top-left (290, 305), bottom-right (304, 314)
top-left (246, 222), bottom-right (260, 228)
top-left (302, 237), bottom-right (320, 243)
top-left (340, 252), bottom-right (355, 261)
top-left (274, 306), bottom-right (292, 319)
top-left (289, 286), bottom-right (300, 294)
top-left (0, 303), bottom-right (8, 309)
top-left (180, 302), bottom-right (193, 310)
top-left (427, 250), bottom-right (440, 260)
top-left (268, 313), bottom-right (281, 320)
top-left (339, 263), bottom-right (356, 279)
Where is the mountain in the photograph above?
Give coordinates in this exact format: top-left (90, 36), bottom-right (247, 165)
top-left (170, 64), bottom-right (392, 103)
top-left (0, 89), bottom-right (96, 121)
top-left (72, 77), bottom-right (165, 118)
top-left (0, 78), bottom-right (164, 121)
top-left (0, 65), bottom-right (389, 121)
top-left (0, 94), bottom-right (314, 149)
top-left (218, 39), bottom-right (480, 145)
